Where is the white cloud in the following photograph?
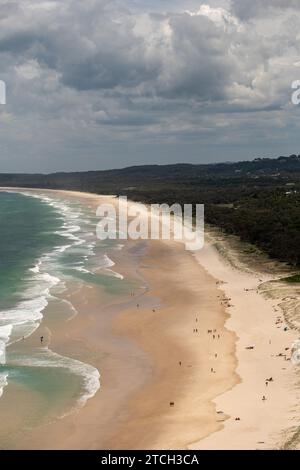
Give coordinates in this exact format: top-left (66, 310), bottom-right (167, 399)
top-left (15, 59), bottom-right (41, 79)
top-left (186, 4), bottom-right (240, 29)
top-left (0, 0), bottom-right (299, 171)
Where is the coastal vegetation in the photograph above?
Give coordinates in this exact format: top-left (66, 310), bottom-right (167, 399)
top-left (283, 274), bottom-right (300, 283)
top-left (1, 154), bottom-right (300, 266)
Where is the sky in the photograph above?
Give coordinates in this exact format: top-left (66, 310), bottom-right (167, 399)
top-left (1, 0), bottom-right (300, 172)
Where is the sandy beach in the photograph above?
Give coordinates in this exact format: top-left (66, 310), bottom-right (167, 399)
top-left (192, 237), bottom-right (300, 449)
top-left (0, 188), bottom-right (299, 450)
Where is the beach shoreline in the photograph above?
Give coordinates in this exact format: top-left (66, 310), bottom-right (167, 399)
top-left (0, 187), bottom-right (299, 449)
top-left (191, 236), bottom-right (300, 449)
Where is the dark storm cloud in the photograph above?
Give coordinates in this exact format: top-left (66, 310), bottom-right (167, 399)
top-left (0, 0), bottom-right (299, 172)
top-left (0, 1), bottom-right (233, 101)
top-left (231, 0), bottom-right (300, 19)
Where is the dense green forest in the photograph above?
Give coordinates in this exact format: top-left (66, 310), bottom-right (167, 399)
top-left (1, 154), bottom-right (300, 265)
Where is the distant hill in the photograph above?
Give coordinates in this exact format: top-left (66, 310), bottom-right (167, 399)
top-left (2, 154), bottom-right (300, 266)
top-left (1, 154), bottom-right (300, 193)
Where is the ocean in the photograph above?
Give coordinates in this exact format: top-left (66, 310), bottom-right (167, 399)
top-left (0, 190), bottom-right (128, 437)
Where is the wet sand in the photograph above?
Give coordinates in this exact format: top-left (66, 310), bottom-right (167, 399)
top-left (0, 188), bottom-right (299, 450)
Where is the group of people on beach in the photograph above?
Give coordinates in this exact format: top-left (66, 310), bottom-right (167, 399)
top-left (207, 329), bottom-right (220, 340)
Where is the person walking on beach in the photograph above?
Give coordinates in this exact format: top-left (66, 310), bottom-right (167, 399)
top-left (40, 336), bottom-right (44, 344)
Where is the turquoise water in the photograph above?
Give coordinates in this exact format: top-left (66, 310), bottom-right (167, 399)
top-left (0, 190), bottom-right (130, 421)
top-left (0, 192), bottom-right (63, 305)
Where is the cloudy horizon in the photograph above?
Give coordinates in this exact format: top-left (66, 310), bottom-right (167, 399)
top-left (0, 0), bottom-right (300, 173)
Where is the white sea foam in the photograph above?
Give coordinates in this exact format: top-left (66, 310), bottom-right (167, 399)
top-left (26, 272), bottom-right (60, 297)
top-left (1, 191), bottom-right (132, 409)
top-left (0, 269), bottom-right (59, 359)
top-left (0, 193), bottom-right (68, 362)
top-left (0, 372), bottom-right (8, 398)
top-left (0, 296), bottom-right (49, 347)
top-left (110, 271), bottom-right (124, 280)
top-left (55, 244), bottom-right (72, 254)
top-left (60, 299), bottom-right (78, 321)
top-left (102, 254), bottom-right (115, 268)
top-left (29, 260), bottom-right (42, 274)
top-left (1, 190), bottom-right (102, 408)
top-left (114, 244), bottom-right (125, 251)
top-left (14, 347), bottom-right (100, 407)
top-left (0, 325), bottom-right (13, 365)
top-left (100, 255), bottom-right (124, 280)
top-left (74, 266), bottom-right (94, 274)
top-left (22, 192), bottom-right (87, 251)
